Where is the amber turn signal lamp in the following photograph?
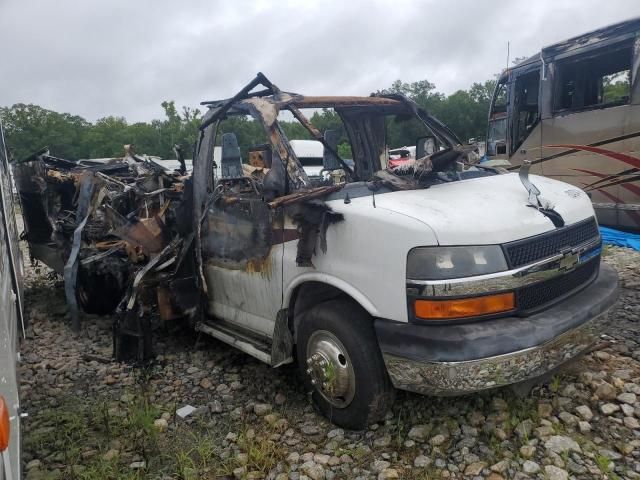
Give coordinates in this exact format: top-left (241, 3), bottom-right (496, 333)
top-left (0, 396), bottom-right (9, 452)
top-left (414, 292), bottom-right (515, 320)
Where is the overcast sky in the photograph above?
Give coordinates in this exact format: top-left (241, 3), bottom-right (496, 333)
top-left (1, 0), bottom-right (639, 123)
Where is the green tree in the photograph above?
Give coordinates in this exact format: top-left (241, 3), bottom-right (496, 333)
top-left (0, 103), bottom-right (91, 160)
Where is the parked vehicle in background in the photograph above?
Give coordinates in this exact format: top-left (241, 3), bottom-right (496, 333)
top-left (484, 17), bottom-right (640, 230)
top-left (0, 119), bottom-right (25, 480)
top-left (290, 139), bottom-right (325, 179)
top-left (388, 145), bottom-right (415, 168)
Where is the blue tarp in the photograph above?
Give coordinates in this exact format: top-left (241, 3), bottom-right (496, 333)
top-left (600, 226), bottom-right (640, 251)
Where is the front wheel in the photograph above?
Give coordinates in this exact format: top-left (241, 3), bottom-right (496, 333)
top-left (296, 299), bottom-right (395, 430)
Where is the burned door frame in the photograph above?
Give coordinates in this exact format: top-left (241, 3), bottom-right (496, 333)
top-left (193, 77), bottom-right (309, 338)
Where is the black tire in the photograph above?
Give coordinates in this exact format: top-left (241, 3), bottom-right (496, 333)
top-left (296, 299), bottom-right (395, 430)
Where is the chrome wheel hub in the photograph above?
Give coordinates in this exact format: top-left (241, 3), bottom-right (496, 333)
top-left (305, 330), bottom-right (355, 408)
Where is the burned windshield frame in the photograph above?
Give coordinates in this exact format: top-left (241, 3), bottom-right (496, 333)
top-left (196, 73), bottom-right (460, 196)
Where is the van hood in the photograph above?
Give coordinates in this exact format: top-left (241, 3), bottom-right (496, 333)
top-left (371, 173), bottom-right (595, 245)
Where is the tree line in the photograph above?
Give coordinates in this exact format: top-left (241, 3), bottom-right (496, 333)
top-left (0, 78), bottom-right (496, 162)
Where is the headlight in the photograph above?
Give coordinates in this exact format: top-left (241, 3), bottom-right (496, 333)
top-left (407, 245), bottom-right (507, 280)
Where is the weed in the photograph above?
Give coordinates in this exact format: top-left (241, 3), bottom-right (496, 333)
top-left (596, 454), bottom-right (620, 480)
top-left (323, 359), bottom-right (337, 396)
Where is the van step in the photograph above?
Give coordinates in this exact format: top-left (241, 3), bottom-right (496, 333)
top-left (196, 319), bottom-right (272, 364)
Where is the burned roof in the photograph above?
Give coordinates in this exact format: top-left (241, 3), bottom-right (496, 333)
top-left (542, 16), bottom-right (640, 60)
top-left (499, 16), bottom-right (640, 78)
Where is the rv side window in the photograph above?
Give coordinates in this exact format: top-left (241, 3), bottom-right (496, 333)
top-left (553, 42), bottom-right (632, 113)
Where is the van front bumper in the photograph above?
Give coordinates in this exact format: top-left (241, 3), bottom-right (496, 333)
top-left (375, 263), bottom-right (618, 396)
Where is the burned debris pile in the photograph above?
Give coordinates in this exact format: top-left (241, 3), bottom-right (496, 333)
top-left (13, 146), bottom-right (198, 361)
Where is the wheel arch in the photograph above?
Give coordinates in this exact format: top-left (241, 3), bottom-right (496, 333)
top-left (285, 275), bottom-right (377, 342)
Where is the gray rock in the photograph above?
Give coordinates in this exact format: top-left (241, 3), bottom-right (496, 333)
top-left (490, 460), bottom-right (509, 473)
top-left (287, 452), bottom-right (300, 464)
top-left (373, 435), bottom-right (391, 448)
top-left (600, 403), bottom-right (620, 415)
top-left (598, 448), bottom-right (622, 460)
top-left (314, 454), bottom-right (331, 466)
top-left (233, 466), bottom-right (246, 479)
top-left (558, 412), bottom-right (578, 426)
top-left (618, 392), bottom-right (637, 405)
top-left (25, 460), bottom-right (41, 471)
top-left (621, 403), bottom-right (635, 416)
top-left (414, 455), bottom-right (431, 468)
top-left (522, 460), bottom-right (540, 474)
top-left (377, 468), bottom-right (399, 479)
top-left (534, 425), bottom-right (555, 438)
top-left (625, 416), bottom-right (640, 429)
top-left (545, 436), bottom-right (582, 454)
top-left (301, 461), bottom-right (325, 480)
top-left (429, 434), bottom-right (448, 446)
top-left (538, 403), bottom-right (553, 418)
top-left (301, 425), bottom-right (320, 436)
top-left (253, 403), bottom-right (272, 416)
top-left (519, 445), bottom-right (535, 458)
top-left (566, 459), bottom-right (587, 474)
top-left (371, 460), bottom-right (390, 473)
top-left (594, 381), bottom-right (617, 400)
top-left (461, 424), bottom-right (478, 437)
top-left (575, 405), bottom-right (593, 421)
top-left (464, 462), bottom-right (487, 476)
top-left (544, 465), bottom-right (569, 480)
top-left (153, 418), bottom-right (168, 432)
top-left (578, 421), bottom-right (591, 433)
top-left (407, 425), bottom-right (429, 441)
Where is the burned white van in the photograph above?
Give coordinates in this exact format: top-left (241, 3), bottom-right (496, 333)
top-left (15, 74), bottom-right (618, 429)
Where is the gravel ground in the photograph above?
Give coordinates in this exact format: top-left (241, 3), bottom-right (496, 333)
top-left (19, 244), bottom-right (640, 480)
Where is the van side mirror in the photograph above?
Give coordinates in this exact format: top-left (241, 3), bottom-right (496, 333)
top-left (221, 133), bottom-right (243, 178)
top-left (323, 129), bottom-right (341, 170)
top-left (416, 136), bottom-right (436, 159)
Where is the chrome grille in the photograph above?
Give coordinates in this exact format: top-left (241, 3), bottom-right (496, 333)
top-left (516, 257), bottom-right (599, 312)
top-left (503, 217), bottom-right (599, 268)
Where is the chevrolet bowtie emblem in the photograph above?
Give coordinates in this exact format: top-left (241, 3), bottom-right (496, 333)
top-left (559, 252), bottom-right (579, 271)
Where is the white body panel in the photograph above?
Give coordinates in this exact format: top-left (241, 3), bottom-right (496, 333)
top-left (209, 172), bottom-right (596, 332)
top-left (205, 250), bottom-right (282, 338)
top-left (371, 173), bottom-right (593, 245)
top-left (283, 198), bottom-right (439, 322)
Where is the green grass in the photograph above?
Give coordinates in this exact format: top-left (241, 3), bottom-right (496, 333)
top-left (549, 375), bottom-right (562, 395)
top-left (25, 389), bottom-right (292, 480)
top-left (595, 454), bottom-right (620, 480)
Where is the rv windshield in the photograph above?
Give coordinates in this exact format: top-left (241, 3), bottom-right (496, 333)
top-left (486, 117), bottom-right (507, 156)
top-left (488, 118), bottom-right (506, 142)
